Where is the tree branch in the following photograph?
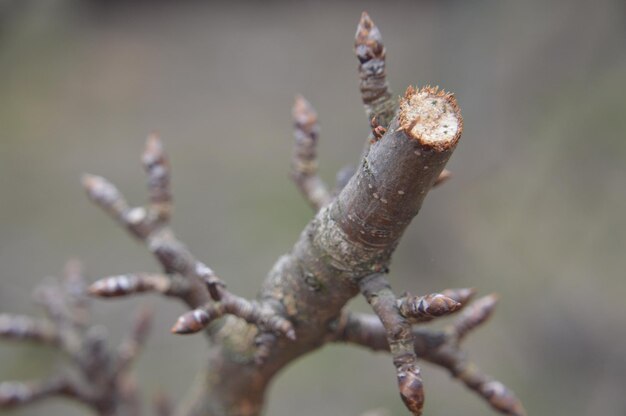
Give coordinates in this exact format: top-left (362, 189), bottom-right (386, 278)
top-left (0, 262), bottom-right (154, 415)
top-left (291, 95), bottom-right (332, 211)
top-left (359, 274), bottom-right (425, 415)
top-left (330, 294), bottom-right (526, 416)
top-left (355, 12), bottom-right (395, 139)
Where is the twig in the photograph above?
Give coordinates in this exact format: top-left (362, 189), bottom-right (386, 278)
top-left (89, 273), bottom-right (191, 298)
top-left (0, 264), bottom-right (155, 415)
top-left (171, 292), bottom-right (295, 340)
top-left (115, 306), bottom-right (154, 375)
top-left (83, 135), bottom-right (295, 356)
top-left (359, 275), bottom-right (460, 415)
top-left (291, 95), bottom-right (331, 211)
top-left (0, 314), bottom-right (59, 345)
top-left (355, 12), bottom-right (395, 139)
top-left (330, 293), bottom-right (526, 416)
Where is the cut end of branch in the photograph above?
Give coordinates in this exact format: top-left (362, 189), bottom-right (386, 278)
top-left (355, 11), bottom-right (384, 62)
top-left (398, 86), bottom-right (463, 151)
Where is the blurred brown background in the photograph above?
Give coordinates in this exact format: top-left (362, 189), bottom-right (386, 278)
top-left (1, 0), bottom-right (625, 415)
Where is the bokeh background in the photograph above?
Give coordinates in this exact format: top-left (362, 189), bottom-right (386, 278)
top-left (1, 1), bottom-right (625, 415)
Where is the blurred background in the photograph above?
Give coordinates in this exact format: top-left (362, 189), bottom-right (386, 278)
top-left (1, 0), bottom-right (625, 415)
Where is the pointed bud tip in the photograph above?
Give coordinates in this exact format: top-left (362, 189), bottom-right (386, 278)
top-left (170, 319), bottom-right (191, 335)
top-left (80, 173), bottom-right (97, 189)
top-left (397, 366), bottom-right (425, 415)
top-left (428, 294), bottom-right (462, 315)
top-left (359, 11), bottom-right (373, 27)
top-left (293, 94), bottom-right (316, 116)
top-left (482, 293), bottom-right (500, 308)
top-left (442, 287), bottom-right (477, 304)
top-left (292, 95), bottom-right (317, 127)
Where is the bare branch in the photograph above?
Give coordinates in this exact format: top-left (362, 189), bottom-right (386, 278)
top-left (116, 307), bottom-right (154, 375)
top-left (330, 293), bottom-right (525, 416)
top-left (89, 273), bottom-right (191, 298)
top-left (453, 294), bottom-right (499, 341)
top-left (359, 274), bottom-right (424, 415)
top-left (355, 12), bottom-right (395, 133)
top-left (0, 377), bottom-right (77, 408)
top-left (171, 292), bottom-right (295, 341)
top-left (0, 314), bottom-right (59, 345)
top-left (142, 132), bottom-right (172, 223)
top-left (84, 136), bottom-right (296, 363)
top-left (291, 95), bottom-right (331, 210)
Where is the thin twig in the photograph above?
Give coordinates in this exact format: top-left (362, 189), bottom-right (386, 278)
top-left (291, 95), bottom-right (331, 210)
top-left (355, 12), bottom-right (395, 141)
top-left (330, 293), bottom-right (525, 416)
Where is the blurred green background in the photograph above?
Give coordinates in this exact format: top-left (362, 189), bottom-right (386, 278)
top-left (1, 0), bottom-right (625, 415)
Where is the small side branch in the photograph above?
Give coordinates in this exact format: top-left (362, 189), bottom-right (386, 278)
top-left (143, 133), bottom-right (173, 223)
top-left (355, 12), bottom-right (395, 134)
top-left (0, 315), bottom-right (59, 345)
top-left (359, 275), bottom-right (459, 415)
top-left (83, 135), bottom-right (295, 359)
top-left (171, 292), bottom-right (295, 341)
top-left (291, 95), bottom-right (331, 211)
top-left (0, 377), bottom-right (81, 408)
top-left (0, 262), bottom-right (155, 415)
top-left (115, 307), bottom-right (154, 375)
top-left (453, 293), bottom-right (499, 341)
top-left (89, 273), bottom-right (191, 298)
top-left (331, 293), bottom-right (525, 416)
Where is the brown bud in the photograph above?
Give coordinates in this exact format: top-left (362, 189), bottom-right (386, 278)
top-left (171, 307), bottom-right (220, 334)
top-left (440, 287), bottom-right (476, 306)
top-left (355, 11), bottom-right (385, 62)
top-left (480, 381), bottom-right (526, 416)
top-left (397, 365), bottom-right (424, 415)
top-left (398, 293), bottom-right (461, 323)
top-left (89, 275), bottom-right (141, 297)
